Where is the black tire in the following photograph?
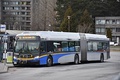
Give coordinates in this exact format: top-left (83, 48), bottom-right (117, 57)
top-left (13, 64), bottom-right (19, 67)
top-left (74, 54), bottom-right (79, 64)
top-left (47, 56), bottom-right (53, 67)
top-left (100, 54), bottom-right (104, 62)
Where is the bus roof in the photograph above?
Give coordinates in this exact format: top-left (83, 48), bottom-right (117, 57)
top-left (17, 31), bottom-right (80, 41)
top-left (6, 30), bottom-right (26, 35)
top-left (85, 33), bottom-right (109, 41)
top-left (16, 31), bottom-right (109, 41)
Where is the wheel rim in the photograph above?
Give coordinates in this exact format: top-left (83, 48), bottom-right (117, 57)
top-left (47, 57), bottom-right (52, 66)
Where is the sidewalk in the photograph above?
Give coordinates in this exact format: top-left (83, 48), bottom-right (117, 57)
top-left (110, 46), bottom-right (120, 51)
top-left (0, 62), bottom-right (8, 74)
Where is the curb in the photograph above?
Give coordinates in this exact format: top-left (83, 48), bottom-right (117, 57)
top-left (0, 64), bottom-right (8, 74)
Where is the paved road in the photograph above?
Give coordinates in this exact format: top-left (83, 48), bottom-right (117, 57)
top-left (0, 51), bottom-right (120, 80)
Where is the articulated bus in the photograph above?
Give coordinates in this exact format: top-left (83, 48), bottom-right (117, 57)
top-left (13, 31), bottom-right (110, 66)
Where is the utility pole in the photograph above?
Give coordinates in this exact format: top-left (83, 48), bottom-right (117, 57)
top-left (67, 16), bottom-right (71, 32)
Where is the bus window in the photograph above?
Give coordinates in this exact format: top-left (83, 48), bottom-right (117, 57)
top-left (87, 42), bottom-right (93, 51)
top-left (69, 41), bottom-right (75, 51)
top-left (45, 41), bottom-right (62, 53)
top-left (75, 41), bottom-right (80, 51)
top-left (40, 41), bottom-right (47, 53)
top-left (62, 41), bottom-right (68, 52)
top-left (53, 42), bottom-right (62, 52)
top-left (97, 42), bottom-right (103, 51)
top-left (93, 42), bottom-right (97, 51)
top-left (47, 41), bottom-right (54, 52)
top-left (103, 42), bottom-right (108, 50)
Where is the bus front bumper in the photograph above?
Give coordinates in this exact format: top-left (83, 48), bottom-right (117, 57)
top-left (13, 59), bottom-right (40, 65)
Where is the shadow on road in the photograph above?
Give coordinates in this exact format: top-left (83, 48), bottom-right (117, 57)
top-left (11, 60), bottom-right (112, 68)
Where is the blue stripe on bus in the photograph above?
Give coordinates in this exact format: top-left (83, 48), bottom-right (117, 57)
top-left (39, 56), bottom-right (48, 64)
top-left (52, 53), bottom-right (70, 64)
top-left (40, 53), bottom-right (74, 65)
top-left (13, 52), bottom-right (75, 65)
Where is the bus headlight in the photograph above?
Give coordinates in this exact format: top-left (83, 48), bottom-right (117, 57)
top-left (34, 56), bottom-right (39, 59)
top-left (14, 56), bottom-right (17, 59)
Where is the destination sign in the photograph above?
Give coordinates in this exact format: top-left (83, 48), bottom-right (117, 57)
top-left (18, 36), bottom-right (39, 40)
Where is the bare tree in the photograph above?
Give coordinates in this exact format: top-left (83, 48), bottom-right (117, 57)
top-left (77, 23), bottom-right (93, 33)
top-left (13, 22), bottom-right (21, 30)
top-left (77, 9), bottom-right (94, 33)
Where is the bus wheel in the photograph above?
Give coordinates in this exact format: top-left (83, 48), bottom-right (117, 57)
top-left (74, 54), bottom-right (79, 64)
top-left (13, 64), bottom-right (19, 67)
top-left (100, 54), bottom-right (104, 62)
top-left (47, 56), bottom-right (53, 67)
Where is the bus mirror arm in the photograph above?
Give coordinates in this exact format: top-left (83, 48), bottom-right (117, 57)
top-left (6, 49), bottom-right (14, 52)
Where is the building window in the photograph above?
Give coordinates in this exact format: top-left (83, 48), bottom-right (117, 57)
top-left (21, 7), bottom-right (25, 10)
top-left (26, 12), bottom-right (30, 15)
top-left (26, 7), bottom-right (31, 10)
top-left (11, 12), bottom-right (16, 15)
top-left (22, 17), bottom-right (25, 20)
top-left (21, 1), bottom-right (26, 5)
top-left (3, 7), bottom-right (10, 10)
top-left (10, 2), bottom-right (13, 5)
top-left (3, 1), bottom-right (9, 5)
top-left (14, 7), bottom-right (19, 10)
top-left (96, 20), bottom-right (105, 24)
top-left (106, 19), bottom-right (116, 24)
top-left (11, 12), bottom-right (20, 15)
top-left (3, 7), bottom-right (5, 10)
top-left (96, 28), bottom-right (105, 33)
top-left (3, 12), bottom-right (7, 14)
top-left (117, 19), bottom-right (120, 24)
top-left (15, 2), bottom-right (19, 5)
top-left (101, 28), bottom-right (105, 33)
top-left (10, 1), bottom-right (19, 5)
top-left (26, 22), bottom-right (31, 25)
top-left (25, 27), bottom-right (31, 30)
top-left (21, 12), bottom-right (25, 15)
top-left (96, 28), bottom-right (100, 33)
top-left (22, 22), bottom-right (25, 25)
top-left (26, 1), bottom-right (31, 5)
top-left (106, 20), bottom-right (110, 24)
top-left (26, 17), bottom-right (31, 20)
top-left (111, 28), bottom-right (116, 33)
top-left (112, 20), bottom-right (116, 24)
top-left (109, 20), bottom-right (112, 24)
top-left (116, 28), bottom-right (120, 32)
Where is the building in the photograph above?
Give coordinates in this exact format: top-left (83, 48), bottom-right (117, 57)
top-left (0, 0), bottom-right (56, 31)
top-left (95, 17), bottom-right (120, 44)
top-left (0, 0), bottom-right (2, 24)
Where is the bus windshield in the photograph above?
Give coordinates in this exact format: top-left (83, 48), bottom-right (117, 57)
top-left (14, 40), bottom-right (40, 54)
